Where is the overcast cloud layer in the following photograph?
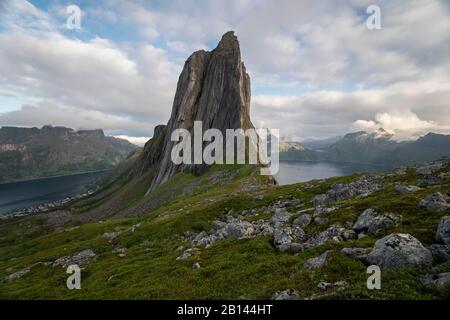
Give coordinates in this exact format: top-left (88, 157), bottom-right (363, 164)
top-left (0, 0), bottom-right (449, 143)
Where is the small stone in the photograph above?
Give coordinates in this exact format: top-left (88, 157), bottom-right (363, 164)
top-left (102, 232), bottom-right (119, 243)
top-left (317, 282), bottom-right (332, 291)
top-left (395, 184), bottom-right (421, 194)
top-left (304, 250), bottom-right (332, 269)
top-left (254, 195), bottom-right (264, 200)
top-left (421, 272), bottom-right (450, 289)
top-left (192, 262), bottom-right (201, 269)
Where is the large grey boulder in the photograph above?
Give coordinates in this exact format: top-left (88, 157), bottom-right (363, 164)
top-left (367, 233), bottom-right (433, 269)
top-left (436, 216), bottom-right (450, 244)
top-left (352, 208), bottom-right (393, 235)
top-left (420, 193), bottom-right (450, 212)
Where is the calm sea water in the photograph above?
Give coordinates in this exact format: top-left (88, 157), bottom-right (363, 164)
top-left (0, 171), bottom-right (106, 214)
top-left (274, 161), bottom-right (392, 185)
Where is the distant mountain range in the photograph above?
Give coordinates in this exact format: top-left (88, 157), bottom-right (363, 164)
top-left (280, 128), bottom-right (450, 167)
top-left (0, 126), bottom-right (138, 182)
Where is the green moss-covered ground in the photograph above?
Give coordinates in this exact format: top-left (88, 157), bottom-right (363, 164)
top-left (0, 164), bottom-right (449, 300)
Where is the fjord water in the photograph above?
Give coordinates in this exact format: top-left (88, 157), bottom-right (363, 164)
top-left (0, 171), bottom-right (105, 214)
top-left (274, 161), bottom-right (392, 185)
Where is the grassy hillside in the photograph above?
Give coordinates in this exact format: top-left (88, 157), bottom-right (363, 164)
top-left (0, 162), bottom-right (449, 299)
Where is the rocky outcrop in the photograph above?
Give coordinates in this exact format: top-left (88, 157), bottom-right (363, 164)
top-left (52, 249), bottom-right (96, 268)
top-left (313, 175), bottom-right (384, 206)
top-left (352, 208), bottom-right (393, 235)
top-left (131, 31), bottom-right (255, 192)
top-left (366, 233), bottom-right (433, 269)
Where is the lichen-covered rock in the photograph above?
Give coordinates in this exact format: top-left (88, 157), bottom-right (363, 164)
top-left (421, 272), bottom-right (450, 295)
top-left (394, 184), bottom-right (421, 194)
top-left (341, 247), bottom-right (370, 262)
top-left (304, 250), bottom-right (332, 269)
top-left (429, 244), bottom-right (450, 264)
top-left (52, 249), bottom-right (96, 268)
top-left (366, 233), bottom-right (433, 269)
top-left (271, 289), bottom-right (299, 300)
top-left (2, 268), bottom-right (30, 284)
top-left (352, 208), bottom-right (393, 235)
top-left (292, 214), bottom-right (312, 229)
top-left (102, 232), bottom-right (119, 243)
top-left (436, 216), bottom-right (450, 244)
top-left (420, 193), bottom-right (450, 212)
top-left (306, 225), bottom-right (355, 247)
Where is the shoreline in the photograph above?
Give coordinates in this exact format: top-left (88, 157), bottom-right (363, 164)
top-left (0, 169), bottom-right (110, 185)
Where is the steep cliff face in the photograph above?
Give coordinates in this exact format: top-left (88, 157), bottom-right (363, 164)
top-left (133, 31), bottom-right (254, 192)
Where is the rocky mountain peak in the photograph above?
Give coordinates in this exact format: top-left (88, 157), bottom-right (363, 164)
top-left (132, 31), bottom-right (254, 192)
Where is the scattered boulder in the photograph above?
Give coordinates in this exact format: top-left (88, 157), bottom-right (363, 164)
top-left (52, 249), bottom-right (96, 268)
top-left (269, 211), bottom-right (292, 227)
top-left (292, 214), bottom-right (312, 229)
top-left (366, 233), bottom-right (433, 269)
top-left (192, 262), bottom-right (201, 269)
top-left (429, 244), bottom-right (450, 264)
top-left (313, 175), bottom-right (384, 206)
top-left (419, 193), bottom-right (450, 212)
top-left (176, 248), bottom-right (199, 261)
top-left (306, 225), bottom-right (355, 248)
top-left (352, 208), bottom-right (393, 235)
top-left (341, 247), bottom-right (370, 263)
top-left (436, 216), bottom-right (450, 244)
top-left (304, 250), bottom-right (332, 269)
top-left (421, 273), bottom-right (450, 290)
top-left (418, 175), bottom-right (443, 187)
top-left (273, 226), bottom-right (306, 252)
top-left (2, 268), bottom-right (30, 284)
top-left (102, 232), bottom-right (119, 243)
top-left (313, 217), bottom-right (327, 225)
top-left (271, 289), bottom-right (299, 300)
top-left (395, 184), bottom-right (421, 194)
top-left (254, 195), bottom-right (264, 201)
top-left (317, 282), bottom-right (332, 291)
top-left (314, 206), bottom-right (337, 217)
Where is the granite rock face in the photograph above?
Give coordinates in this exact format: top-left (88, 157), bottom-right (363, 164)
top-left (132, 31), bottom-right (254, 192)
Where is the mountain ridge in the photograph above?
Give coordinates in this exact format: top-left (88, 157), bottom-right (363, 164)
top-left (0, 125), bottom-right (138, 182)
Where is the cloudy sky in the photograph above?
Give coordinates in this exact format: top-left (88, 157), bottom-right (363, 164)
top-left (0, 0), bottom-right (449, 144)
